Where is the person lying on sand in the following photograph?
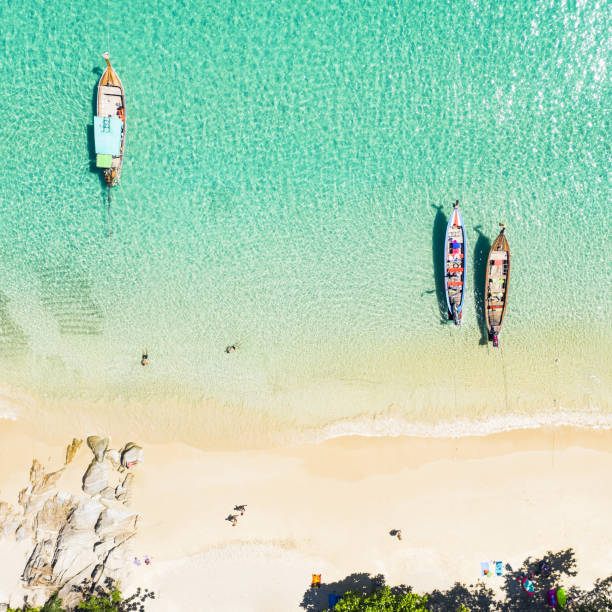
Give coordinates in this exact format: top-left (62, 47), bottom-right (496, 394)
top-left (226, 514), bottom-right (238, 526)
top-left (390, 529), bottom-right (402, 541)
top-left (234, 504), bottom-right (247, 515)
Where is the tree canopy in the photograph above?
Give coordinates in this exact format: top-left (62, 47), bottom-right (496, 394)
top-left (5, 582), bottom-right (154, 612)
top-left (326, 586), bottom-right (429, 611)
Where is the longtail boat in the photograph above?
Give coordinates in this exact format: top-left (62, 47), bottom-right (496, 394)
top-left (95, 52), bottom-right (126, 186)
top-left (444, 200), bottom-right (467, 325)
top-left (484, 224), bottom-right (511, 347)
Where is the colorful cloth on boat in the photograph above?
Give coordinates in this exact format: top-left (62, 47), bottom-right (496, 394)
top-left (94, 116), bottom-right (122, 156)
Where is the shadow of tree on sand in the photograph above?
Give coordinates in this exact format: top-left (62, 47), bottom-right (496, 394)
top-left (300, 549), bottom-right (612, 611)
top-left (299, 572), bottom-right (382, 611)
top-left (426, 581), bottom-right (499, 611)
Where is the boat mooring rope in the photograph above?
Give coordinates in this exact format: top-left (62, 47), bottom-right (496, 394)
top-left (450, 327), bottom-right (458, 411)
top-left (106, 186), bottom-right (112, 237)
top-left (106, 0), bottom-right (110, 52)
top-left (499, 345), bottom-right (509, 413)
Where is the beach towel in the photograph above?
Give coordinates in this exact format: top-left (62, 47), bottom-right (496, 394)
top-left (520, 576), bottom-right (535, 595)
top-left (328, 593), bottom-right (341, 608)
top-left (557, 589), bottom-right (567, 607)
top-left (495, 561), bottom-right (503, 576)
top-left (480, 561), bottom-right (490, 576)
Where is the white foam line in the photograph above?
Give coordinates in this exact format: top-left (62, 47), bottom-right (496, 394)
top-left (290, 407), bottom-right (612, 444)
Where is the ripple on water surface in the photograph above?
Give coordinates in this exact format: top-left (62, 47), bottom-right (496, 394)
top-left (0, 0), bottom-right (610, 446)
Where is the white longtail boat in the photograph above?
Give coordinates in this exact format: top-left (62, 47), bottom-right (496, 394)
top-left (95, 52), bottom-right (126, 186)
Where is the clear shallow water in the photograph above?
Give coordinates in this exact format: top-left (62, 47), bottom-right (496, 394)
top-left (0, 0), bottom-right (610, 447)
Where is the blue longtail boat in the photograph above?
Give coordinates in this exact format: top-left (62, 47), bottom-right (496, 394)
top-left (444, 200), bottom-right (467, 325)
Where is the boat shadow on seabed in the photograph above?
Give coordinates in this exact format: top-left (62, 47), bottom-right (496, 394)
top-left (87, 66), bottom-right (115, 235)
top-left (431, 204), bottom-right (449, 324)
top-left (473, 225), bottom-right (492, 345)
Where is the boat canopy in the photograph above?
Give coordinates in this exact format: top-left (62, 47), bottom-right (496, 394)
top-left (94, 116), bottom-right (122, 156)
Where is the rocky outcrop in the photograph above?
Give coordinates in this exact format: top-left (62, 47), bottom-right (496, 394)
top-left (65, 439), bottom-right (83, 465)
top-left (86, 436), bottom-right (109, 463)
top-left (114, 473), bottom-right (134, 504)
top-left (34, 493), bottom-right (73, 541)
top-left (104, 449), bottom-right (121, 469)
top-left (0, 436), bottom-right (143, 609)
top-left (120, 442), bottom-right (143, 468)
top-left (82, 461), bottom-right (110, 496)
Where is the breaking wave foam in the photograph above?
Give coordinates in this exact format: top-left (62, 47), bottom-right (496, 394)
top-left (290, 406), bottom-right (612, 445)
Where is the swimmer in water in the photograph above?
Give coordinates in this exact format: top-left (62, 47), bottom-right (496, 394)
top-left (141, 349), bottom-right (148, 366)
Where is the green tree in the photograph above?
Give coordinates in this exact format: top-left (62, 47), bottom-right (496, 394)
top-left (4, 584), bottom-right (148, 612)
top-left (327, 586), bottom-right (428, 611)
top-left (75, 587), bottom-right (122, 611)
top-left (41, 594), bottom-right (64, 612)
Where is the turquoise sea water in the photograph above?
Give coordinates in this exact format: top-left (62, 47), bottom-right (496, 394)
top-left (0, 0), bottom-right (610, 447)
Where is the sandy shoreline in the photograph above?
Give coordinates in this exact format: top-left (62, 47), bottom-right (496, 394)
top-left (1, 421), bottom-right (612, 610)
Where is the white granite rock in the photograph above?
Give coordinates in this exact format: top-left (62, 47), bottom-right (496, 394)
top-left (82, 460), bottom-right (110, 496)
top-left (87, 436), bottom-right (109, 462)
top-left (120, 442), bottom-right (143, 468)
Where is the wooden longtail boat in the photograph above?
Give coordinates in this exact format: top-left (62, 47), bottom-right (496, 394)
top-left (95, 52), bottom-right (126, 186)
top-left (484, 224), bottom-right (511, 347)
top-left (444, 200), bottom-right (467, 325)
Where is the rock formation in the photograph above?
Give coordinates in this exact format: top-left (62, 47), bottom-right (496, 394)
top-left (82, 460), bottom-right (110, 496)
top-left (0, 436), bottom-right (143, 609)
top-left (120, 442), bottom-right (143, 468)
top-left (86, 436), bottom-right (109, 463)
top-left (65, 438), bottom-right (83, 465)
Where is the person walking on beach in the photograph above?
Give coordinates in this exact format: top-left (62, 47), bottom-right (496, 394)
top-left (141, 349), bottom-right (149, 366)
top-left (234, 504), bottom-right (247, 515)
top-left (225, 343), bottom-right (239, 354)
top-left (226, 514), bottom-right (238, 526)
top-left (390, 529), bottom-right (402, 541)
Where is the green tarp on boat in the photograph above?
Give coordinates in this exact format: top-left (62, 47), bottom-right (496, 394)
top-left (96, 154), bottom-right (113, 168)
top-left (94, 116), bottom-right (122, 156)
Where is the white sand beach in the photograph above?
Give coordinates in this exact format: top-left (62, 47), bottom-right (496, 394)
top-left (2, 421), bottom-right (612, 610)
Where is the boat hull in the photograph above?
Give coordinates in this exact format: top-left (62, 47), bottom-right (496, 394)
top-left (96, 58), bottom-right (126, 186)
top-left (443, 205), bottom-right (467, 324)
top-left (484, 229), bottom-right (511, 343)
